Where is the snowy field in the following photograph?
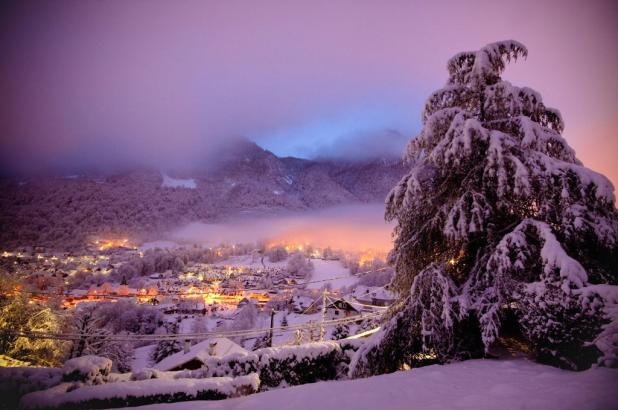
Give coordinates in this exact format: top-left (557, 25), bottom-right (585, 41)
top-left (161, 173), bottom-right (197, 189)
top-left (305, 259), bottom-right (357, 290)
top-left (220, 255), bottom-right (357, 290)
top-left (111, 359), bottom-right (617, 410)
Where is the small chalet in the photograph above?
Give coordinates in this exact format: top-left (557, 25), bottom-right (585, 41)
top-left (352, 286), bottom-right (396, 307)
top-left (325, 298), bottom-right (360, 320)
top-left (154, 337), bottom-right (248, 371)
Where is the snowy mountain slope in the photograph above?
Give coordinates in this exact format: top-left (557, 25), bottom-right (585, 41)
top-left (107, 359), bottom-right (617, 410)
top-left (0, 138), bottom-right (405, 249)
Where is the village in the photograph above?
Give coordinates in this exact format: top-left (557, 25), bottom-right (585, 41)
top-left (0, 236), bottom-right (395, 373)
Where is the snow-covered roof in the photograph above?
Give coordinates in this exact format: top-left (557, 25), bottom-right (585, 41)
top-left (154, 337), bottom-right (248, 371)
top-left (326, 298), bottom-right (360, 312)
top-left (352, 286), bottom-right (395, 302)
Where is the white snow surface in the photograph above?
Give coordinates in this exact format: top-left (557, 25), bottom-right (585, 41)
top-left (112, 359), bottom-right (616, 410)
top-left (132, 345), bottom-right (155, 372)
top-left (305, 259), bottom-right (357, 290)
top-left (155, 338), bottom-right (248, 372)
top-left (161, 173), bottom-right (197, 189)
top-left (21, 374), bottom-right (260, 409)
top-left (62, 355), bottom-right (112, 384)
top-left (258, 341), bottom-right (341, 364)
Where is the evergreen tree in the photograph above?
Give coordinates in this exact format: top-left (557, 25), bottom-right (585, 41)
top-left (0, 292), bottom-right (65, 367)
top-left (281, 314), bottom-right (289, 329)
top-left (331, 323), bottom-right (350, 340)
top-left (352, 40), bottom-right (618, 376)
top-left (150, 321), bottom-right (182, 364)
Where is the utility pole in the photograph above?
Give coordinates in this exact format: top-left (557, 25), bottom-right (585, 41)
top-left (320, 289), bottom-right (327, 341)
top-left (268, 309), bottom-right (275, 347)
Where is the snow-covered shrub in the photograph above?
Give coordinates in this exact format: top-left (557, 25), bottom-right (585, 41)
top-left (130, 368), bottom-right (166, 381)
top-left (173, 341), bottom-right (356, 390)
top-left (62, 355), bottom-right (112, 385)
top-left (0, 367), bottom-right (62, 409)
top-left (177, 352), bottom-right (260, 379)
top-left (353, 40), bottom-right (618, 376)
top-left (257, 341), bottom-right (342, 388)
top-left (19, 373), bottom-right (260, 410)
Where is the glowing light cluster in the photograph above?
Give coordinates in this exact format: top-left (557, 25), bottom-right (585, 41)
top-left (94, 238), bottom-right (133, 251)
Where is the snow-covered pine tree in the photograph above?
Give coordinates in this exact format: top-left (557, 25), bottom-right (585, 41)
top-left (352, 40), bottom-right (618, 376)
top-left (150, 321), bottom-right (182, 364)
top-left (331, 323), bottom-right (350, 340)
top-left (0, 293), bottom-right (65, 367)
top-left (281, 315), bottom-right (289, 329)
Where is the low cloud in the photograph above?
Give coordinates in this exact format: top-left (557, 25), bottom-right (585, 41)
top-left (170, 204), bottom-right (394, 253)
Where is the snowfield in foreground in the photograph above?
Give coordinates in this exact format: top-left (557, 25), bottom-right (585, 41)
top-left (113, 359), bottom-right (617, 410)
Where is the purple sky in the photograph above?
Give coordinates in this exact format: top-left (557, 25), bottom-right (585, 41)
top-left (1, 0), bottom-right (616, 185)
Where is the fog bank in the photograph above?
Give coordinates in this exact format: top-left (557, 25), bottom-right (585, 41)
top-left (170, 204), bottom-right (394, 253)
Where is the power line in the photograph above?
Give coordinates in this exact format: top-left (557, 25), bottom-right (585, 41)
top-left (5, 312), bottom-right (384, 342)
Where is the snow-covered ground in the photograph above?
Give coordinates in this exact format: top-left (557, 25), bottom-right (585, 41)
top-left (161, 173), bottom-right (197, 189)
top-left (110, 359), bottom-right (617, 410)
top-left (131, 345), bottom-right (155, 372)
top-left (225, 256), bottom-right (357, 290)
top-left (224, 254), bottom-right (288, 269)
top-left (305, 259), bottom-right (357, 290)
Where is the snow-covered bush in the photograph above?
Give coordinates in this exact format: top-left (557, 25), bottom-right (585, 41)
top-left (130, 368), bottom-right (166, 381)
top-left (172, 341), bottom-right (358, 390)
top-left (62, 355), bottom-right (112, 385)
top-left (352, 40), bottom-right (618, 376)
top-left (257, 341), bottom-right (342, 388)
top-left (19, 373), bottom-right (260, 410)
top-left (177, 352), bottom-right (260, 380)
